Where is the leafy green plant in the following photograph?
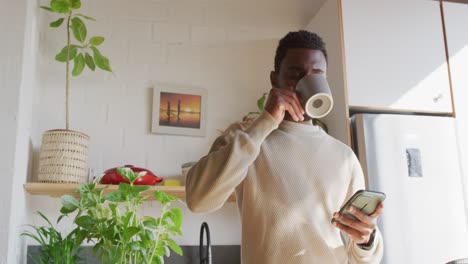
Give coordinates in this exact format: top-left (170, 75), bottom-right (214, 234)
top-left (23, 168), bottom-right (183, 264)
top-left (242, 93), bottom-right (329, 133)
top-left (60, 167), bottom-right (183, 264)
top-left (41, 0), bottom-right (112, 130)
top-left (22, 212), bottom-right (82, 264)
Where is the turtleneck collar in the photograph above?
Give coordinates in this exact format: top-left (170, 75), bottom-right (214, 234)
top-left (278, 119), bottom-right (323, 134)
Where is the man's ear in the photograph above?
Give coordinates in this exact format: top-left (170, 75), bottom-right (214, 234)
top-left (270, 71), bottom-right (279, 88)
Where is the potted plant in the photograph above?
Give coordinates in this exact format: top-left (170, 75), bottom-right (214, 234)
top-left (22, 212), bottom-right (82, 264)
top-left (24, 168), bottom-right (184, 263)
top-left (37, 0), bottom-right (112, 183)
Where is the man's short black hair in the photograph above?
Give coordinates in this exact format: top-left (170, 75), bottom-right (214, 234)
top-left (274, 30), bottom-right (328, 72)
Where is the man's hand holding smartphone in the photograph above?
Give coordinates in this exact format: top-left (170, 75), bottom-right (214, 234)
top-left (331, 190), bottom-right (385, 246)
top-left (333, 203), bottom-right (384, 245)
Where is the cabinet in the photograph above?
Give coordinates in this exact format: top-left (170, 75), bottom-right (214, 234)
top-left (342, 0), bottom-right (453, 113)
top-left (443, 1), bottom-right (468, 216)
top-left (306, 0), bottom-right (457, 146)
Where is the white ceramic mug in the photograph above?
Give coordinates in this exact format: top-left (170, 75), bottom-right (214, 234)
top-left (295, 74), bottom-right (334, 119)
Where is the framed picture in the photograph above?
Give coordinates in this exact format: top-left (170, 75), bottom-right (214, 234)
top-left (152, 85), bottom-right (208, 137)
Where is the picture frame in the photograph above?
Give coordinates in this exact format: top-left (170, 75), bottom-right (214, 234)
top-left (151, 84), bottom-right (208, 137)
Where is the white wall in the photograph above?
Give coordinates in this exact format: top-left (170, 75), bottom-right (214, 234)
top-left (0, 0), bottom-right (38, 263)
top-left (0, 1), bottom-right (24, 251)
top-left (305, 0), bottom-right (350, 146)
top-left (9, 0), bottom-right (40, 262)
top-left (25, 0), bottom-right (317, 250)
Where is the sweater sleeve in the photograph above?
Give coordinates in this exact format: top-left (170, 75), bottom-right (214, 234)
top-left (344, 152), bottom-right (384, 264)
top-left (185, 111), bottom-right (278, 213)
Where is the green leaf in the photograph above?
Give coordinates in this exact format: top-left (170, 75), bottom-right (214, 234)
top-left (89, 36), bottom-right (104, 46)
top-left (165, 245), bottom-right (171, 257)
top-left (129, 241), bottom-right (141, 251)
top-left (130, 185), bottom-right (150, 193)
top-left (75, 230), bottom-right (87, 245)
top-left (60, 205), bottom-right (75, 215)
top-left (85, 52), bottom-right (95, 71)
top-left (139, 247), bottom-right (147, 257)
top-left (57, 214), bottom-right (66, 224)
top-left (157, 255), bottom-right (164, 264)
top-left (74, 13), bottom-right (96, 21)
top-left (156, 191), bottom-right (177, 205)
top-left (118, 182), bottom-right (132, 193)
top-left (75, 215), bottom-right (93, 229)
top-left (55, 45), bottom-right (78, 62)
top-left (90, 46), bottom-right (112, 72)
top-left (37, 211), bottom-right (53, 227)
top-left (50, 18), bottom-right (64, 28)
top-left (143, 216), bottom-right (158, 229)
top-left (72, 53), bottom-right (85, 76)
top-left (50, 0), bottom-right (72, 14)
top-left (166, 239), bottom-right (183, 256)
top-left (76, 182), bottom-right (92, 193)
top-left (21, 232), bottom-right (44, 246)
top-left (61, 195), bottom-right (79, 210)
top-left (122, 211), bottom-right (134, 226)
top-left (116, 167), bottom-right (138, 184)
top-left (104, 192), bottom-right (124, 202)
top-left (71, 17), bottom-right (87, 43)
top-left (154, 190), bottom-right (168, 204)
top-left (168, 207), bottom-right (183, 227)
top-left (92, 242), bottom-right (102, 257)
top-left (167, 225), bottom-right (183, 236)
top-left (155, 218), bottom-right (168, 227)
top-left (71, 0), bottom-right (81, 9)
top-left (123, 227), bottom-right (140, 241)
top-left (257, 93), bottom-right (268, 110)
top-left (40, 6), bottom-right (54, 12)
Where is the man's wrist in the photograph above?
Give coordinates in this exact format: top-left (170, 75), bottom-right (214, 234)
top-left (356, 229), bottom-right (376, 250)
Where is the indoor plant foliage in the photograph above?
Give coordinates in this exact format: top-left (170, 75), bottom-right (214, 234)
top-left (41, 0), bottom-right (112, 129)
top-left (22, 212), bottom-right (82, 264)
top-left (24, 168), bottom-right (184, 264)
top-left (37, 0), bottom-right (112, 184)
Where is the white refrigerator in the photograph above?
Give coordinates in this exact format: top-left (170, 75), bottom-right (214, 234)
top-left (351, 113), bottom-right (468, 264)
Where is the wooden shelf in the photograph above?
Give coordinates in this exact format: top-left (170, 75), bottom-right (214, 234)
top-left (24, 183), bottom-right (236, 202)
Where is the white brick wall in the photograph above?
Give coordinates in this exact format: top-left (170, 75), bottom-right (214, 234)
top-left (26, 0), bottom-right (315, 247)
top-left (152, 23), bottom-right (190, 44)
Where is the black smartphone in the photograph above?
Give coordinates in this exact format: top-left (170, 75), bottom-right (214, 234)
top-left (331, 190), bottom-right (386, 223)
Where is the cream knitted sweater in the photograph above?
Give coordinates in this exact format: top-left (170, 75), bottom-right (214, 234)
top-left (186, 111), bottom-right (383, 264)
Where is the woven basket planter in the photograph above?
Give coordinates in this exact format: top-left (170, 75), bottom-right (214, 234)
top-left (37, 129), bottom-right (90, 183)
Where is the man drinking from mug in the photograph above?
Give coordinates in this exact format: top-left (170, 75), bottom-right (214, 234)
top-left (186, 30), bottom-right (384, 264)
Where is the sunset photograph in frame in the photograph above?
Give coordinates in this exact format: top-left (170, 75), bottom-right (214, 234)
top-left (152, 85), bottom-right (207, 137)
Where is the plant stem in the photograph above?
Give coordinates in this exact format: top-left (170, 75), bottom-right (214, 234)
top-left (65, 13), bottom-right (72, 130)
top-left (149, 203), bottom-right (168, 261)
